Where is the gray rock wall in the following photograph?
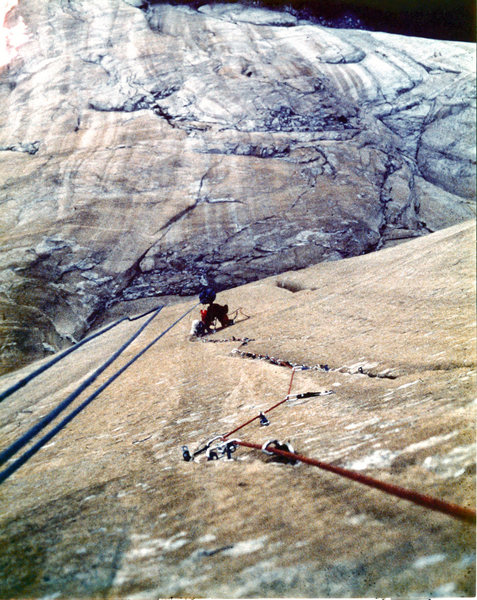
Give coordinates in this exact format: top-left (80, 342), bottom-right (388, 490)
top-left (0, 0), bottom-right (475, 371)
top-left (0, 220), bottom-right (475, 598)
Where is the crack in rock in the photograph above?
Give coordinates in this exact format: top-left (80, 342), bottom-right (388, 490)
top-left (1, 1), bottom-right (475, 370)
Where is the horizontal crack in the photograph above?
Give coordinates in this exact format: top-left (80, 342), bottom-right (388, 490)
top-left (231, 349), bottom-right (400, 379)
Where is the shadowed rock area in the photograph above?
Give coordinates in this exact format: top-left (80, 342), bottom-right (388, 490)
top-left (0, 220), bottom-right (475, 598)
top-left (159, 0), bottom-right (476, 42)
top-left (0, 0), bottom-right (475, 372)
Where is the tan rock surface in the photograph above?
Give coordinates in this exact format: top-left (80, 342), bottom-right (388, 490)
top-left (0, 0), bottom-right (475, 371)
top-left (0, 220), bottom-right (475, 597)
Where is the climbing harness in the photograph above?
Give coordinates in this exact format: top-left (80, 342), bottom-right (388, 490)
top-left (196, 307), bottom-right (251, 336)
top-left (192, 292), bottom-right (251, 339)
top-left (0, 302), bottom-right (199, 485)
top-left (0, 304), bottom-right (165, 403)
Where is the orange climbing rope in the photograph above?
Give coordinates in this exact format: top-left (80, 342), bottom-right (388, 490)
top-left (235, 439), bottom-right (476, 525)
top-left (221, 365), bottom-right (329, 440)
top-left (184, 364), bottom-right (476, 525)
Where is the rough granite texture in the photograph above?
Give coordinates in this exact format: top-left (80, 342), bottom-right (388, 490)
top-left (0, 0), bottom-right (475, 371)
top-left (0, 220), bottom-right (475, 598)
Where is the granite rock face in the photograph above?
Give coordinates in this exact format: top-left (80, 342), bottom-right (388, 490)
top-left (0, 0), bottom-right (475, 371)
top-left (0, 221), bottom-right (475, 598)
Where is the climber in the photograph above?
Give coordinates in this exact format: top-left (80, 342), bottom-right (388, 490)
top-left (201, 302), bottom-right (232, 331)
top-left (189, 286), bottom-right (233, 337)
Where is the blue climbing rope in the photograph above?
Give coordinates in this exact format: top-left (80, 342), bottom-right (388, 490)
top-left (0, 302), bottom-right (199, 484)
top-left (0, 305), bottom-right (164, 468)
top-left (0, 305), bottom-right (164, 403)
